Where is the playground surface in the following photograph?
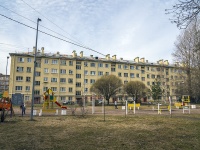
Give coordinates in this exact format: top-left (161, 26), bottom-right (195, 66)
top-left (1, 110), bottom-right (200, 150)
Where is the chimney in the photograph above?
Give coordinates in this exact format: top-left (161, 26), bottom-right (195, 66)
top-left (72, 50), bottom-right (77, 57)
top-left (164, 60), bottom-right (169, 65)
top-left (33, 47), bottom-right (36, 54)
top-left (90, 55), bottom-right (93, 58)
top-left (120, 58), bottom-right (123, 60)
top-left (146, 60), bottom-right (148, 63)
top-left (140, 57), bottom-right (145, 63)
top-left (134, 57), bottom-right (139, 63)
top-left (106, 54), bottom-right (110, 60)
top-left (158, 59), bottom-right (163, 65)
top-left (41, 47), bottom-right (44, 54)
top-left (56, 51), bottom-right (60, 56)
top-left (112, 55), bottom-right (116, 61)
top-left (80, 51), bottom-right (83, 58)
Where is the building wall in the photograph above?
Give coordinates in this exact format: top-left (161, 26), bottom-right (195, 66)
top-left (0, 73), bottom-right (10, 94)
top-left (9, 48), bottom-right (185, 103)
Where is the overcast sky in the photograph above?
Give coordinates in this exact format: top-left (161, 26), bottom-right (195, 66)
top-left (0, 0), bottom-right (180, 75)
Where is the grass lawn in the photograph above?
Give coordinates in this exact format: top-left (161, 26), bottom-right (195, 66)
top-left (1, 112), bottom-right (200, 150)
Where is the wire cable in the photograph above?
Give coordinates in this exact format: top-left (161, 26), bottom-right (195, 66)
top-left (0, 4), bottom-right (87, 48)
top-left (20, 0), bottom-right (88, 48)
top-left (0, 13), bottom-right (106, 56)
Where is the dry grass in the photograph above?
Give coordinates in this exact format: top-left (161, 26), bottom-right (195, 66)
top-left (1, 112), bottom-right (200, 150)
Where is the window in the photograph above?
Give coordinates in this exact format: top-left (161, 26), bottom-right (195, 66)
top-left (51, 87), bottom-right (57, 92)
top-left (124, 81), bottom-right (128, 84)
top-left (98, 71), bottom-right (103, 76)
top-left (69, 97), bottom-right (72, 100)
top-left (60, 96), bottom-right (66, 101)
top-left (157, 75), bottom-right (160, 79)
top-left (69, 87), bottom-right (73, 92)
top-left (130, 66), bottom-right (134, 70)
top-left (84, 62), bottom-right (88, 67)
top-left (60, 69), bottom-right (66, 74)
top-left (84, 88), bottom-right (88, 92)
top-left (69, 70), bottom-right (73, 74)
top-left (76, 91), bottom-right (81, 95)
top-left (60, 87), bottom-right (66, 92)
top-left (147, 67), bottom-right (150, 71)
top-left (35, 81), bottom-right (40, 85)
top-left (43, 87), bottom-right (48, 91)
top-left (118, 72), bottom-right (122, 77)
top-left (84, 70), bottom-right (88, 75)
top-left (76, 74), bottom-right (81, 78)
top-left (25, 86), bottom-right (30, 91)
top-left (142, 77), bottom-right (145, 81)
top-left (27, 58), bottom-right (31, 62)
top-left (136, 74), bottom-right (140, 78)
top-left (51, 78), bottom-right (57, 82)
top-left (105, 72), bottom-right (109, 75)
top-left (130, 73), bottom-right (134, 78)
top-left (26, 77), bottom-right (31, 82)
top-left (147, 82), bottom-right (150, 86)
top-left (136, 66), bottom-right (140, 70)
top-left (105, 64), bottom-right (109, 68)
top-left (36, 62), bottom-right (41, 68)
top-left (52, 59), bottom-right (58, 64)
top-left (98, 63), bottom-right (103, 67)
top-left (25, 96), bottom-right (30, 101)
top-left (84, 79), bottom-right (88, 84)
top-left (51, 69), bottom-right (58, 73)
top-left (76, 65), bottom-right (81, 70)
top-left (141, 70), bottom-right (145, 74)
top-left (35, 72), bottom-right (41, 76)
top-left (44, 68), bottom-right (49, 73)
top-left (44, 59), bottom-right (48, 64)
top-left (60, 78), bottom-right (66, 83)
top-left (60, 60), bottom-right (66, 65)
top-left (18, 57), bottom-right (24, 62)
top-left (27, 67), bottom-right (31, 73)
top-left (90, 71), bottom-right (96, 75)
top-left (147, 74), bottom-right (150, 78)
top-left (16, 76), bottom-right (23, 81)
top-left (44, 77), bottom-right (48, 82)
top-left (111, 68), bottom-right (116, 72)
top-left (16, 86), bottom-right (22, 91)
top-left (76, 61), bottom-right (81, 65)
top-left (151, 74), bottom-right (155, 78)
top-left (17, 67), bottom-right (24, 72)
top-left (68, 78), bottom-right (73, 83)
top-left (124, 73), bottom-right (128, 77)
top-left (90, 79), bottom-right (95, 84)
top-left (90, 63), bottom-right (95, 67)
top-left (76, 82), bottom-right (81, 87)
top-left (69, 60), bottom-right (73, 66)
top-left (118, 64), bottom-right (122, 69)
top-left (157, 67), bottom-right (160, 71)
top-left (124, 65), bottom-right (128, 69)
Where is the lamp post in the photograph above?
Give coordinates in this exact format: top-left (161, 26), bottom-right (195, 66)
top-left (31, 18), bottom-right (41, 120)
top-left (4, 56), bottom-right (9, 91)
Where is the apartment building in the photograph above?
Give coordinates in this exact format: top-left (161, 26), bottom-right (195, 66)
top-left (0, 73), bottom-right (10, 95)
top-left (9, 47), bottom-right (185, 103)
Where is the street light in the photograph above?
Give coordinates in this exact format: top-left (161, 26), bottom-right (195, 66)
top-left (4, 56), bottom-right (9, 91)
top-left (31, 18), bottom-right (41, 121)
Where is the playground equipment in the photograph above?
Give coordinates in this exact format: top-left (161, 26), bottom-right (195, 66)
top-left (0, 91), bottom-right (13, 122)
top-left (40, 88), bottom-right (67, 116)
top-left (174, 95), bottom-right (190, 109)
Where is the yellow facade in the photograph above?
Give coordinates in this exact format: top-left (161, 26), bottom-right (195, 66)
top-left (8, 47), bottom-right (185, 103)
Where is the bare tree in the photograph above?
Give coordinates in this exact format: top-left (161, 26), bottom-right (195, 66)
top-left (123, 81), bottom-right (147, 103)
top-left (173, 20), bottom-right (200, 102)
top-left (166, 0), bottom-right (200, 29)
top-left (90, 75), bottom-right (122, 105)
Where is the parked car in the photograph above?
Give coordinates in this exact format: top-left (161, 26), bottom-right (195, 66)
top-left (63, 100), bottom-right (74, 105)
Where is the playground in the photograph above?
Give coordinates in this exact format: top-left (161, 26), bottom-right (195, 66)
top-left (1, 112), bottom-right (200, 150)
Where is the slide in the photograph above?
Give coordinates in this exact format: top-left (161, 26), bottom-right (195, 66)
top-left (55, 101), bottom-right (67, 109)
